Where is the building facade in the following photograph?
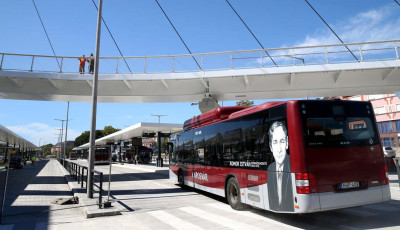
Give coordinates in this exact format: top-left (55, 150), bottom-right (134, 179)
top-left (341, 94), bottom-right (400, 147)
top-left (51, 141), bottom-right (75, 155)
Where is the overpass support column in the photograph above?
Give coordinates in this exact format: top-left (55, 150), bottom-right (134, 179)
top-left (156, 132), bottom-right (163, 167)
top-left (87, 0), bottom-right (103, 199)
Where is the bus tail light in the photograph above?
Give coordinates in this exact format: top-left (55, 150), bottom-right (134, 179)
top-left (380, 166), bottom-right (389, 185)
top-left (295, 173), bottom-right (318, 194)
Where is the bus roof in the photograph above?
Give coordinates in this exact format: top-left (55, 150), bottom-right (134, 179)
top-left (183, 101), bottom-right (288, 131)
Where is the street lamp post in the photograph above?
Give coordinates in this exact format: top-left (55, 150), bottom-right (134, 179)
top-left (151, 114), bottom-right (168, 123)
top-left (64, 102), bottom-right (70, 163)
top-left (38, 138), bottom-right (44, 158)
top-left (55, 119), bottom-right (65, 160)
top-left (54, 129), bottom-right (62, 159)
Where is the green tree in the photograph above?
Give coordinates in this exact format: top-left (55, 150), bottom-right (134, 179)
top-left (74, 130), bottom-right (103, 147)
top-left (41, 144), bottom-right (54, 157)
top-left (236, 100), bottom-right (254, 106)
top-left (74, 126), bottom-right (120, 147)
top-left (103, 125), bottom-right (121, 136)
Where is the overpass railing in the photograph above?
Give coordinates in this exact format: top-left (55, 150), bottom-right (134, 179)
top-left (0, 40), bottom-right (398, 75)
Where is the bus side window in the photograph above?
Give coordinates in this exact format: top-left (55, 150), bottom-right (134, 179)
top-left (168, 142), bottom-right (175, 165)
top-left (176, 135), bottom-right (183, 163)
top-left (206, 133), bottom-right (218, 166)
top-left (194, 131), bottom-right (205, 165)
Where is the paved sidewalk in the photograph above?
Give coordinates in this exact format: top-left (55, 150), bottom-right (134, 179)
top-left (112, 161), bottom-right (169, 174)
top-left (389, 172), bottom-right (400, 200)
top-left (0, 159), bottom-right (84, 229)
top-left (56, 161), bottom-right (123, 218)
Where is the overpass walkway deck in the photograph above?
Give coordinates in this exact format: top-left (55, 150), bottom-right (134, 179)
top-left (0, 40), bottom-right (399, 103)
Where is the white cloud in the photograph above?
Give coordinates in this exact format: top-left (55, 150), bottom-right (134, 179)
top-left (295, 6), bottom-right (400, 47)
top-left (7, 123), bottom-right (81, 146)
top-left (257, 5), bottom-right (400, 66)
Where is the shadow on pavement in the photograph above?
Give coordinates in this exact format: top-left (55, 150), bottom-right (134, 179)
top-left (0, 160), bottom-right (77, 229)
top-left (110, 187), bottom-right (189, 196)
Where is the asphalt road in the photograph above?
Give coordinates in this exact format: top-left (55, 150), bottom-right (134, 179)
top-left (80, 161), bottom-right (400, 230)
top-left (2, 159), bottom-right (399, 230)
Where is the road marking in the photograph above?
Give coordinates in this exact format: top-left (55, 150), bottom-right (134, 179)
top-left (124, 174), bottom-right (174, 188)
top-left (148, 210), bottom-right (204, 230)
top-left (206, 203), bottom-right (302, 230)
top-left (179, 206), bottom-right (261, 230)
top-left (152, 182), bottom-right (175, 188)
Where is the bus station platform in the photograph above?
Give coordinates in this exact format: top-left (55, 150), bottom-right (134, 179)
top-left (0, 158), bottom-right (170, 227)
top-left (1, 158), bottom-right (400, 229)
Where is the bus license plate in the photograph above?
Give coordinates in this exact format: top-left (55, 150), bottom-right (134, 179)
top-left (339, 182), bottom-right (359, 189)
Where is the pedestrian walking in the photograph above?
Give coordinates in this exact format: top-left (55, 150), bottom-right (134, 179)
top-left (78, 55), bottom-right (86, 74)
top-left (31, 155), bottom-right (35, 166)
top-left (135, 154), bottom-right (138, 165)
top-left (87, 53), bottom-right (95, 74)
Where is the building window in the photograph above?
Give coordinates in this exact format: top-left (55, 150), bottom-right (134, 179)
top-left (396, 120), bottom-right (400, 132)
top-left (391, 138), bottom-right (396, 147)
top-left (389, 122), bottom-right (394, 133)
top-left (381, 122), bottom-right (388, 133)
top-left (379, 121), bottom-right (394, 134)
top-left (382, 138), bottom-right (391, 147)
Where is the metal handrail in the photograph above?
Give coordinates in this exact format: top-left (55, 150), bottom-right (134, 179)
top-left (92, 170), bottom-right (104, 208)
top-left (61, 159), bottom-right (105, 208)
top-left (0, 39), bottom-right (398, 74)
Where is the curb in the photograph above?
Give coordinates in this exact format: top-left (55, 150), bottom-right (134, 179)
top-left (55, 160), bottom-right (121, 218)
top-left (112, 163), bottom-right (169, 175)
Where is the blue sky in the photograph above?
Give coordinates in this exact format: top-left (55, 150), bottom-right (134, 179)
top-left (0, 0), bottom-right (399, 146)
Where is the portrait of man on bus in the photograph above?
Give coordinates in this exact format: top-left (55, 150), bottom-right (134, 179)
top-left (267, 121), bottom-right (294, 212)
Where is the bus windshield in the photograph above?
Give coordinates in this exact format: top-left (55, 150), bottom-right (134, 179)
top-left (302, 101), bottom-right (379, 148)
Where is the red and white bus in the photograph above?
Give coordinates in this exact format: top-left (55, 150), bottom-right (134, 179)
top-left (168, 100), bottom-right (391, 213)
top-left (76, 147), bottom-right (110, 164)
top-left (92, 147), bottom-right (110, 164)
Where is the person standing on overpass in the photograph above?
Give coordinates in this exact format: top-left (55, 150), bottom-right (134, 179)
top-left (87, 53), bottom-right (95, 74)
top-left (78, 55), bottom-right (86, 74)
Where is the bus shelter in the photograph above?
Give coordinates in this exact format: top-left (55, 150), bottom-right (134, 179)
top-left (0, 123), bottom-right (37, 159)
top-left (76, 122), bottom-right (182, 167)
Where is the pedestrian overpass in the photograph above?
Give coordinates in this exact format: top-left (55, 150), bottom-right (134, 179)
top-left (0, 40), bottom-right (399, 103)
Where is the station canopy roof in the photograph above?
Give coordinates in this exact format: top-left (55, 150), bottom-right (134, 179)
top-left (0, 124), bottom-right (37, 149)
top-left (75, 122), bottom-right (182, 149)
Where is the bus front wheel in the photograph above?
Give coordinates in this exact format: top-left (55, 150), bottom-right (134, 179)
top-left (226, 177), bottom-right (245, 210)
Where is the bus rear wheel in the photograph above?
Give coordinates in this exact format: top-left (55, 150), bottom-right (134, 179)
top-left (226, 177), bottom-right (245, 210)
